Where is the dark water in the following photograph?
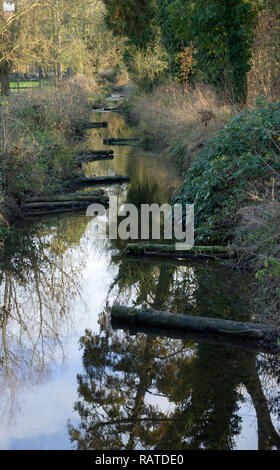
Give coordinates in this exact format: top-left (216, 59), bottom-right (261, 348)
top-left (0, 105), bottom-right (279, 450)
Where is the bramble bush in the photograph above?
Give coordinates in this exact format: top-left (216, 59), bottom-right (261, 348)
top-left (174, 98), bottom-right (280, 242)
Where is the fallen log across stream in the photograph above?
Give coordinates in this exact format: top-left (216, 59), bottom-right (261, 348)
top-left (82, 121), bottom-right (108, 129)
top-left (93, 105), bottom-right (120, 112)
top-left (103, 138), bottom-right (140, 145)
top-left (23, 199), bottom-right (108, 211)
top-left (23, 190), bottom-right (106, 204)
top-left (77, 154), bottom-right (114, 164)
top-left (77, 150), bottom-right (114, 156)
top-left (111, 306), bottom-right (280, 347)
top-left (70, 175), bottom-right (130, 186)
top-left (124, 243), bottom-right (236, 259)
top-left (22, 191), bottom-right (109, 216)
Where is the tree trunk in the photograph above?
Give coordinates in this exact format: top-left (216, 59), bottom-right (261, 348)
top-left (0, 61), bottom-right (10, 96)
top-left (124, 243), bottom-right (236, 259)
top-left (71, 175), bottom-right (130, 186)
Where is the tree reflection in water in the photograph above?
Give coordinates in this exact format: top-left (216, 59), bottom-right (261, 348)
top-left (69, 258), bottom-right (280, 450)
top-left (0, 215), bottom-right (88, 422)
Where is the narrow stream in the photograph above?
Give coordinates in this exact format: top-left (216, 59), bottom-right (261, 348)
top-left (0, 104), bottom-right (279, 450)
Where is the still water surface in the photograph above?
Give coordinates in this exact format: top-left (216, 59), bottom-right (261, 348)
top-left (0, 108), bottom-right (279, 450)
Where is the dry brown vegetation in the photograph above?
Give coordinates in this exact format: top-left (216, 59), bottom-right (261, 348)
top-left (0, 81), bottom-right (102, 223)
top-left (131, 83), bottom-right (238, 171)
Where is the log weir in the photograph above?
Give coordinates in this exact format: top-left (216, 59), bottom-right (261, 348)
top-left (111, 306), bottom-right (280, 346)
top-left (77, 154), bottom-right (114, 164)
top-left (103, 138), bottom-right (140, 145)
top-left (124, 243), bottom-right (236, 259)
top-left (70, 175), bottom-right (130, 186)
top-left (22, 191), bottom-right (109, 216)
top-left (82, 122), bottom-right (108, 129)
top-left (23, 190), bottom-right (107, 204)
top-left (77, 150), bottom-right (114, 156)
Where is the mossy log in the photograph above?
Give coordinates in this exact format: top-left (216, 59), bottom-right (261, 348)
top-left (22, 196), bottom-right (109, 212)
top-left (93, 105), bottom-right (119, 111)
top-left (103, 107), bottom-right (119, 112)
top-left (82, 122), bottom-right (108, 129)
top-left (24, 190), bottom-right (106, 204)
top-left (77, 150), bottom-right (114, 156)
top-left (23, 199), bottom-right (108, 210)
top-left (71, 175), bottom-right (130, 186)
top-left (111, 306), bottom-right (280, 345)
top-left (77, 154), bottom-right (114, 164)
top-left (103, 138), bottom-right (140, 145)
top-left (124, 243), bottom-right (236, 259)
top-left (25, 207), bottom-right (95, 217)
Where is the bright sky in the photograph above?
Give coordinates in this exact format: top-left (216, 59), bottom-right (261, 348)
top-left (4, 1), bottom-right (14, 12)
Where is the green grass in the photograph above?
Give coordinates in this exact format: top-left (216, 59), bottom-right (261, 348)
top-left (10, 80), bottom-right (52, 91)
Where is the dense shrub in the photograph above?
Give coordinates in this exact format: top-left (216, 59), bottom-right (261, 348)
top-left (233, 202), bottom-right (280, 327)
top-left (174, 98), bottom-right (280, 242)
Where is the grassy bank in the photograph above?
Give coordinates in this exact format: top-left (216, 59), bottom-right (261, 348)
top-left (130, 83), bottom-right (237, 171)
top-left (0, 76), bottom-right (107, 226)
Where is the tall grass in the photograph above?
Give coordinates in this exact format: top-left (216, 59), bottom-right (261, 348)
top-left (132, 82), bottom-right (237, 171)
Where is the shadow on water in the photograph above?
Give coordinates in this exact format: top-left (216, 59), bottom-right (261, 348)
top-left (0, 106), bottom-right (279, 449)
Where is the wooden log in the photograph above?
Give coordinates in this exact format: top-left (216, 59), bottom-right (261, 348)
top-left (77, 150), bottom-right (114, 156)
top-left (82, 122), bottom-right (108, 129)
top-left (112, 254), bottom-right (235, 270)
top-left (125, 243), bottom-right (236, 259)
top-left (77, 154), bottom-right (114, 164)
top-left (22, 197), bottom-right (109, 210)
top-left (71, 175), bottom-right (130, 186)
top-left (93, 105), bottom-right (119, 111)
top-left (25, 207), bottom-right (95, 217)
top-left (112, 322), bottom-right (279, 354)
top-left (111, 306), bottom-right (280, 345)
top-left (92, 104), bottom-right (106, 109)
top-left (103, 138), bottom-right (140, 145)
top-left (102, 107), bottom-right (119, 112)
top-left (25, 190), bottom-right (105, 203)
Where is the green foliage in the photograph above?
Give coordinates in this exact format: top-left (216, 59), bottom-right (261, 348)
top-left (174, 98), bottom-right (280, 242)
top-left (161, 0), bottom-right (260, 102)
top-left (103, 0), bottom-right (157, 48)
top-left (156, 0), bottom-right (185, 75)
top-left (125, 42), bottom-right (169, 92)
top-left (233, 201), bottom-right (280, 326)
